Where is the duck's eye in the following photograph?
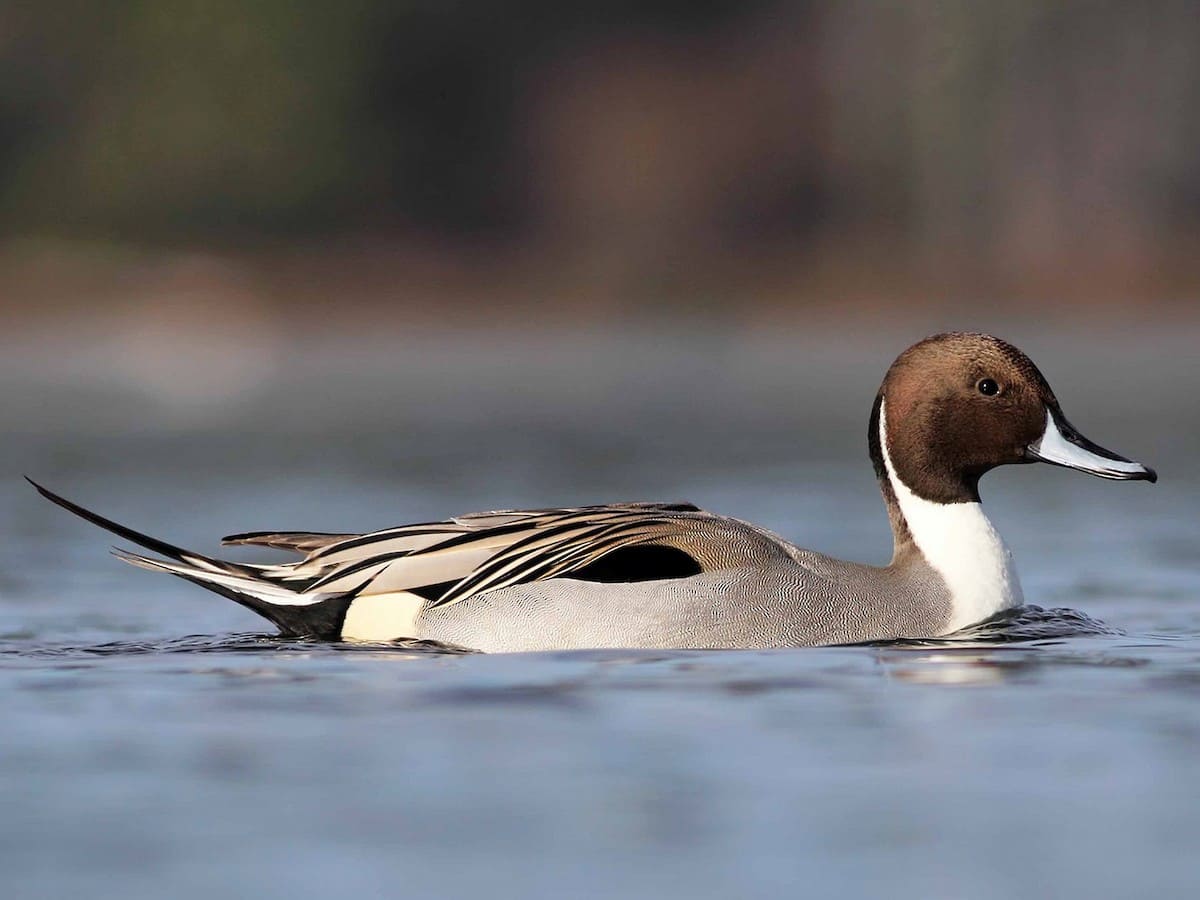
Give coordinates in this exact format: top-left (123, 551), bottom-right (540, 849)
top-left (977, 378), bottom-right (1000, 396)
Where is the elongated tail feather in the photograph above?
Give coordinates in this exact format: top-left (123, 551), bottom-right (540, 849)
top-left (28, 479), bottom-right (360, 638)
top-left (110, 548), bottom-right (360, 637)
top-left (27, 477), bottom-right (233, 573)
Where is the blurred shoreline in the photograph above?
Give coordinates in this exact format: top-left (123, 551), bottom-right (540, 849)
top-left (3, 237), bottom-right (1199, 336)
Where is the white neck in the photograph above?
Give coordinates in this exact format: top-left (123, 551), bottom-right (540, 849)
top-left (878, 400), bottom-right (1023, 633)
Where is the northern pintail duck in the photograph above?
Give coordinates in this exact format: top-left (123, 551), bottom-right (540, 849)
top-left (33, 332), bottom-right (1155, 651)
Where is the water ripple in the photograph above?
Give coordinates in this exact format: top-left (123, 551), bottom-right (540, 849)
top-left (0, 605), bottom-right (1123, 661)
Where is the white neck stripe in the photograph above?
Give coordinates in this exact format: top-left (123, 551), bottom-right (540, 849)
top-left (878, 399), bottom-right (1023, 633)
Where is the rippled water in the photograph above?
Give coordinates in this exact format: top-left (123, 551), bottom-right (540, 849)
top-left (2, 331), bottom-right (1198, 898)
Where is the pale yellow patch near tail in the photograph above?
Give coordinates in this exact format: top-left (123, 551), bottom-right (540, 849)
top-left (340, 591), bottom-right (426, 641)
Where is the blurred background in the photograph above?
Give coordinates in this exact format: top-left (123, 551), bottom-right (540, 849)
top-left (0, 1), bottom-right (1196, 474)
top-left (4, 8), bottom-right (1200, 900)
top-left (4, 1), bottom-right (1200, 323)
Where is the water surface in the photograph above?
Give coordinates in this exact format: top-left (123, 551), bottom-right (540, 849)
top-left (2, 331), bottom-right (1198, 899)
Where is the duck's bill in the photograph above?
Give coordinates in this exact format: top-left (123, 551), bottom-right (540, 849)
top-left (1025, 409), bottom-right (1157, 482)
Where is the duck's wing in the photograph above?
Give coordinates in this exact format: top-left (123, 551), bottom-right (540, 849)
top-left (285, 501), bottom-right (715, 609)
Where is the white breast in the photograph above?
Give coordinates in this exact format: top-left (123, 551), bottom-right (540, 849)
top-left (879, 401), bottom-right (1023, 633)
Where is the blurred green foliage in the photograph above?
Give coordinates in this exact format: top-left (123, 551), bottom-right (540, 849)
top-left (2, 1), bottom-right (388, 232)
top-left (1, 0), bottom-right (1198, 262)
top-left (0, 1), bottom-right (760, 237)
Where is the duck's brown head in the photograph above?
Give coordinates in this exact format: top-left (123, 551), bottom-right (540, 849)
top-left (869, 332), bottom-right (1156, 505)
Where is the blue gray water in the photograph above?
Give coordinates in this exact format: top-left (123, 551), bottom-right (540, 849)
top-left (1, 327), bottom-right (1197, 898)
